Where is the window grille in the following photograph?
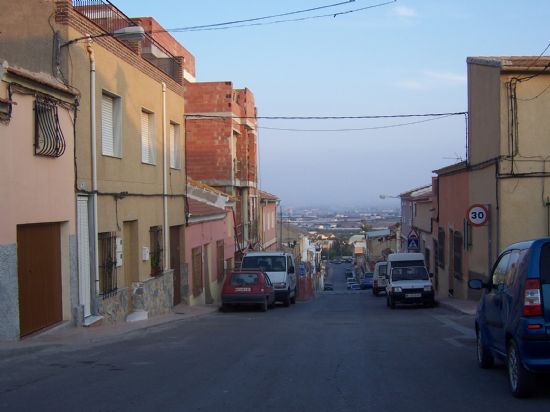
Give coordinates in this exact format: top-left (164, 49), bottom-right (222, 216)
top-left (216, 240), bottom-right (224, 282)
top-left (34, 96), bottom-right (66, 157)
top-left (192, 247), bottom-right (203, 297)
top-left (149, 226), bottom-right (163, 276)
top-left (453, 231), bottom-right (463, 279)
top-left (98, 232), bottom-right (117, 297)
top-left (437, 228), bottom-right (445, 269)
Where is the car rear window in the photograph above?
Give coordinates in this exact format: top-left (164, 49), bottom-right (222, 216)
top-left (391, 266), bottom-right (429, 281)
top-left (540, 243), bottom-right (550, 284)
top-left (390, 260), bottom-right (425, 268)
top-left (242, 256), bottom-right (286, 272)
top-left (229, 273), bottom-right (259, 286)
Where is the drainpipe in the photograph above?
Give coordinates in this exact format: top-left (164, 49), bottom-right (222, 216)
top-left (86, 39), bottom-right (99, 303)
top-left (546, 197), bottom-right (550, 236)
top-left (162, 82), bottom-right (169, 271)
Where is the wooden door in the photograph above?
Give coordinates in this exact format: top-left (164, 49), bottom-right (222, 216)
top-left (170, 226), bottom-right (182, 305)
top-left (17, 223), bottom-right (62, 337)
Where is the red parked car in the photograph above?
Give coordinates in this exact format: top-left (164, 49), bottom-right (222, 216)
top-left (221, 270), bottom-right (275, 312)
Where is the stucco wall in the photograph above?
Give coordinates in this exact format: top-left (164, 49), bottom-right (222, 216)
top-left (467, 62), bottom-right (501, 164)
top-left (185, 217), bottom-right (231, 306)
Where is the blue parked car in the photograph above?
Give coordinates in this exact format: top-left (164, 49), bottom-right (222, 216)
top-left (360, 272), bottom-right (374, 290)
top-left (468, 238), bottom-right (550, 398)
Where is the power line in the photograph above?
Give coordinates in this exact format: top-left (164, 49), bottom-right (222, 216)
top-left (161, 0), bottom-right (359, 32)
top-left (154, 0), bottom-right (396, 33)
top-left (185, 111), bottom-right (467, 120)
top-left (256, 114), bottom-right (457, 132)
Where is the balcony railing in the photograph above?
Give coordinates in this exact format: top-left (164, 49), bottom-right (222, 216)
top-left (72, 0), bottom-right (180, 82)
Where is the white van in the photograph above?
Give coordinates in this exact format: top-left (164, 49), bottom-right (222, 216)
top-left (241, 251), bottom-right (297, 306)
top-left (385, 253), bottom-right (434, 308)
top-left (372, 261), bottom-right (388, 296)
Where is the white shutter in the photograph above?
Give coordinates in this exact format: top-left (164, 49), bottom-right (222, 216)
top-left (141, 111), bottom-right (155, 164)
top-left (102, 95), bottom-right (114, 156)
top-left (169, 123), bottom-right (176, 168)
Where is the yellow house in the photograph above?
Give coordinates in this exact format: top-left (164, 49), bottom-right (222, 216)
top-left (466, 56), bottom-right (550, 283)
top-left (1, 0), bottom-right (188, 325)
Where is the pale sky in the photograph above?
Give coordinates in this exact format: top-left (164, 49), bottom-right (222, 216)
top-left (113, 0), bottom-right (550, 208)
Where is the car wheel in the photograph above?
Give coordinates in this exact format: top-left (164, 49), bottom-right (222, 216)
top-left (476, 328), bottom-right (494, 369)
top-left (508, 339), bottom-right (533, 398)
top-left (290, 288), bottom-right (297, 304)
top-left (220, 304), bottom-right (230, 312)
top-left (260, 298), bottom-right (268, 312)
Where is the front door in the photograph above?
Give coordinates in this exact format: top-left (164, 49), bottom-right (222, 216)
top-left (17, 223), bottom-right (63, 337)
top-left (485, 252), bottom-right (512, 354)
top-left (170, 226), bottom-right (182, 305)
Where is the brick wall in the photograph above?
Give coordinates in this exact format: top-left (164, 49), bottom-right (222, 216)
top-left (132, 17), bottom-right (196, 78)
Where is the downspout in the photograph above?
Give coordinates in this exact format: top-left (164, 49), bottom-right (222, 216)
top-left (162, 82), bottom-right (169, 271)
top-left (87, 39), bottom-right (99, 301)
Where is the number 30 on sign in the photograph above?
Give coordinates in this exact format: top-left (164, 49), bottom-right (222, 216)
top-left (467, 204), bottom-right (489, 226)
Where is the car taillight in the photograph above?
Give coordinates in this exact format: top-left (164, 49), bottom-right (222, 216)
top-left (523, 279), bottom-right (542, 316)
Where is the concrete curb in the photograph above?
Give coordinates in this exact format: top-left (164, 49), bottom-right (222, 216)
top-left (438, 299), bottom-right (477, 316)
top-left (0, 305), bottom-right (219, 361)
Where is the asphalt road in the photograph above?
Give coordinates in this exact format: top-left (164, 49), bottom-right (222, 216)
top-left (1, 262), bottom-right (550, 411)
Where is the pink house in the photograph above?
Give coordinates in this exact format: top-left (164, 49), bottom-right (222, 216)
top-left (0, 62), bottom-right (77, 340)
top-left (185, 181), bottom-right (235, 306)
top-left (259, 190), bottom-right (279, 251)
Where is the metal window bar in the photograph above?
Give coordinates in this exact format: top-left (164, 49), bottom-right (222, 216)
top-left (72, 0), bottom-right (180, 81)
top-left (149, 226), bottom-right (163, 276)
top-left (34, 96), bottom-right (66, 157)
top-left (98, 232), bottom-right (117, 298)
top-left (216, 240), bottom-right (224, 282)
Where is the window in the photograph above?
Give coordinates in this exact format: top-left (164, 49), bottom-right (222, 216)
top-left (98, 232), bottom-right (117, 297)
top-left (192, 246), bottom-right (203, 297)
top-left (437, 228), bottom-right (445, 269)
top-left (169, 122), bottom-right (181, 169)
top-left (216, 240), bottom-right (224, 282)
top-left (492, 252), bottom-right (511, 287)
top-left (101, 93), bottom-right (121, 157)
top-left (453, 231), bottom-right (463, 279)
top-left (149, 226), bottom-right (163, 276)
top-left (34, 96), bottom-right (66, 157)
top-left (141, 110), bottom-right (156, 164)
top-left (271, 211), bottom-right (275, 229)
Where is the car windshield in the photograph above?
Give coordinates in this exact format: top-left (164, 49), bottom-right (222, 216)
top-left (242, 256), bottom-right (286, 272)
top-left (391, 266), bottom-right (429, 281)
top-left (229, 273), bottom-right (259, 286)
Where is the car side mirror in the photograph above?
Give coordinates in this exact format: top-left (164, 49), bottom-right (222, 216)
top-left (429, 273), bottom-right (434, 278)
top-left (288, 266), bottom-right (295, 274)
top-left (468, 279), bottom-right (488, 290)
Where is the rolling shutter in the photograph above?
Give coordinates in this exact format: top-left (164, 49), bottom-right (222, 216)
top-left (141, 111), bottom-right (155, 164)
top-left (102, 95), bottom-right (114, 156)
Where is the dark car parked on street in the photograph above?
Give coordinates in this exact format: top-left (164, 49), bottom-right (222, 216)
top-left (360, 272), bottom-right (374, 289)
top-left (221, 270), bottom-right (275, 312)
top-left (469, 238), bottom-right (550, 398)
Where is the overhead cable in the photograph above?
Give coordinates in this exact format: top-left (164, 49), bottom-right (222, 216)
top-left (162, 0), bottom-right (359, 32)
top-left (154, 0), bottom-right (396, 33)
top-left (256, 114), bottom-right (457, 132)
top-left (185, 111), bottom-right (467, 120)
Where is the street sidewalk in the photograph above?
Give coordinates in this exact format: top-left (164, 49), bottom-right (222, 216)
top-left (0, 304), bottom-right (219, 360)
top-left (438, 297), bottom-right (478, 316)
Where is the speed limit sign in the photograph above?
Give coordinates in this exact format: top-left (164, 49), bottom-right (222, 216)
top-left (467, 204), bottom-right (489, 226)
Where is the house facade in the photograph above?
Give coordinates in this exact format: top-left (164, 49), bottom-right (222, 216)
top-left (259, 190), bottom-right (278, 251)
top-left (1, 0), bottom-right (189, 326)
top-left (0, 62), bottom-right (78, 340)
top-left (184, 82), bottom-right (259, 259)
